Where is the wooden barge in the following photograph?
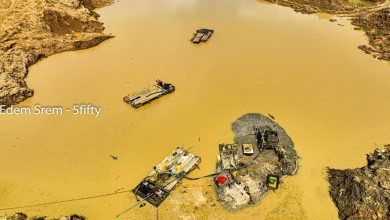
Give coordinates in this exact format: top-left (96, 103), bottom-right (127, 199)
top-left (123, 80), bottom-right (175, 108)
top-left (133, 147), bottom-right (201, 207)
top-left (191, 28), bottom-right (214, 44)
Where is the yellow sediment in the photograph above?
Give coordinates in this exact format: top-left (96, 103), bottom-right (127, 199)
top-left (1, 0), bottom-right (390, 219)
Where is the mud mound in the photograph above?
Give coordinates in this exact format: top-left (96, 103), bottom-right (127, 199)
top-left (0, 0), bottom-right (114, 107)
top-left (327, 145), bottom-right (390, 220)
top-left (42, 10), bottom-right (104, 35)
top-left (215, 113), bottom-right (299, 211)
top-left (353, 8), bottom-right (390, 60)
top-left (90, 0), bottom-right (113, 9)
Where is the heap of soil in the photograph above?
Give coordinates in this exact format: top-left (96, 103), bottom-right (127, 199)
top-left (215, 113), bottom-right (299, 210)
top-left (0, 0), bottom-right (114, 107)
top-left (263, 0), bottom-right (390, 61)
top-left (353, 8), bottom-right (390, 60)
top-left (327, 145), bottom-right (390, 220)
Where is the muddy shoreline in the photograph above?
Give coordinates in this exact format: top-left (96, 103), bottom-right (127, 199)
top-left (2, 0), bottom-right (389, 108)
top-left (2, 213), bottom-right (86, 220)
top-left (0, 0), bottom-right (114, 107)
top-left (327, 145), bottom-right (390, 219)
top-left (263, 0), bottom-right (390, 61)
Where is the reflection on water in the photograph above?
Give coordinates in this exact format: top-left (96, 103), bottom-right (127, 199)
top-left (1, 0), bottom-right (390, 219)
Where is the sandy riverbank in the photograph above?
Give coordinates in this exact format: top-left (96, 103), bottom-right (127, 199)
top-left (0, 0), bottom-right (113, 107)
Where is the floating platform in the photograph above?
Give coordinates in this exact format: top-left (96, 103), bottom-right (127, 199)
top-left (133, 147), bottom-right (201, 207)
top-left (191, 28), bottom-right (214, 44)
top-left (123, 80), bottom-right (175, 108)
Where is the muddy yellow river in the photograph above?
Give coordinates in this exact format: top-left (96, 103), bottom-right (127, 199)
top-left (1, 0), bottom-right (390, 219)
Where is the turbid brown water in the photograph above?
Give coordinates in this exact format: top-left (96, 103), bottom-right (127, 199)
top-left (1, 0), bottom-right (390, 219)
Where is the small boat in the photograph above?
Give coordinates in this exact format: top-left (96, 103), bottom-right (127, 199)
top-left (191, 33), bottom-right (204, 43)
top-left (191, 28), bottom-right (214, 43)
top-left (133, 147), bottom-right (201, 207)
top-left (123, 80), bottom-right (175, 108)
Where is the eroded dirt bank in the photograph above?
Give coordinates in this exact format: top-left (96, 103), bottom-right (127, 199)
top-left (0, 0), bottom-right (113, 107)
top-left (327, 145), bottom-right (390, 220)
top-left (263, 0), bottom-right (390, 60)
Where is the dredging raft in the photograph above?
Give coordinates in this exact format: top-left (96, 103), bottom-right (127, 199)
top-left (123, 80), bottom-right (175, 108)
top-left (133, 147), bottom-right (201, 207)
top-left (191, 28), bottom-right (214, 44)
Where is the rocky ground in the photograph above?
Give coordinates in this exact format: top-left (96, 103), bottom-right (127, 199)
top-left (215, 113), bottom-right (299, 210)
top-left (327, 145), bottom-right (390, 220)
top-left (0, 0), bottom-right (113, 107)
top-left (263, 0), bottom-right (390, 61)
top-left (352, 8), bottom-right (390, 60)
top-left (1, 213), bottom-right (86, 220)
